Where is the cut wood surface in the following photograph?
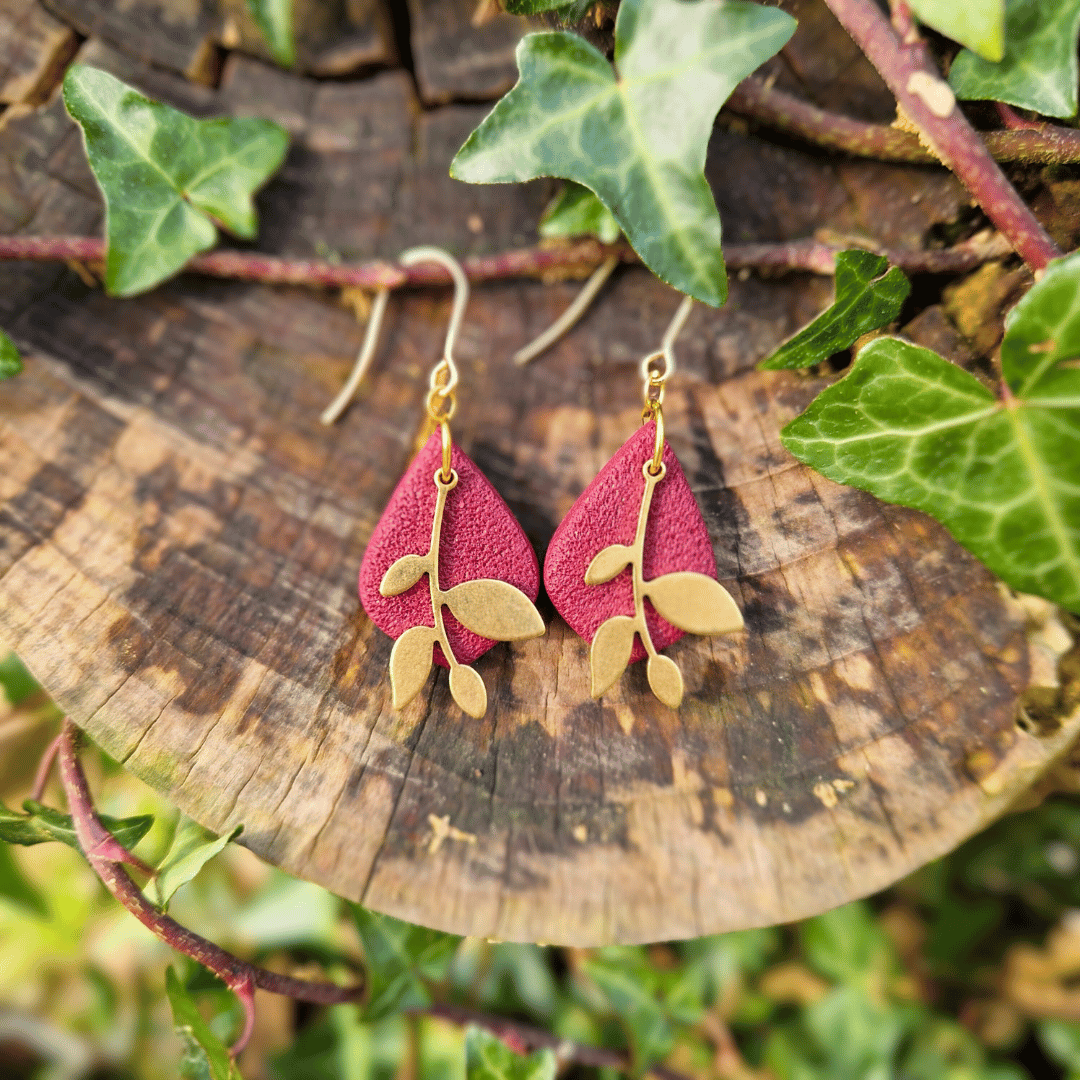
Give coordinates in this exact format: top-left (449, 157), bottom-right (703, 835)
top-left (0, 0), bottom-right (77, 105)
top-left (1, 21), bottom-right (1079, 946)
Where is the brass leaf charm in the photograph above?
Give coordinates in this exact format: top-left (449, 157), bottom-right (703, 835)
top-left (449, 663), bottom-right (487, 718)
top-left (381, 462), bottom-right (545, 718)
top-left (444, 579), bottom-right (546, 641)
top-left (646, 654), bottom-right (683, 709)
top-left (584, 456), bottom-right (741, 707)
top-left (585, 543), bottom-right (634, 586)
top-left (590, 615), bottom-right (637, 698)
top-left (380, 553), bottom-right (429, 597)
top-left (389, 624), bottom-right (436, 709)
top-left (645, 572), bottom-right (744, 636)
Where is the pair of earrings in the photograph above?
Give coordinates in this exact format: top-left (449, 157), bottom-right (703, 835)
top-left (345, 248), bottom-right (743, 718)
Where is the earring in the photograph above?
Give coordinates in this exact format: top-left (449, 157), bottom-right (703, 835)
top-left (350, 247), bottom-right (545, 718)
top-left (543, 297), bottom-right (743, 708)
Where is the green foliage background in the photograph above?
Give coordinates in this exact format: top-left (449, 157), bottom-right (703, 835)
top-left (4, 654), bottom-right (1080, 1080)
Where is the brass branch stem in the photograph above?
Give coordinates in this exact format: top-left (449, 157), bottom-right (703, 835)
top-left (427, 471), bottom-right (459, 670)
top-left (631, 462), bottom-right (665, 660)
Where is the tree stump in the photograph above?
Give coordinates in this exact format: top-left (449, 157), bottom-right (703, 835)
top-left (1, 34), bottom-right (1078, 947)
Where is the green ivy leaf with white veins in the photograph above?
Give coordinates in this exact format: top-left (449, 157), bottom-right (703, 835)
top-left (949, 0), bottom-right (1080, 119)
top-left (63, 65), bottom-right (289, 296)
top-left (909, 0), bottom-right (1004, 61)
top-left (540, 182), bottom-right (621, 244)
top-left (760, 250), bottom-right (910, 370)
top-left (781, 335), bottom-right (1080, 612)
top-left (451, 0), bottom-right (796, 306)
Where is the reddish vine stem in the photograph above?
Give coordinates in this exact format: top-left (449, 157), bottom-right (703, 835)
top-left (0, 232), bottom-right (1013, 291)
top-left (726, 78), bottom-right (1080, 165)
top-left (821, 0), bottom-right (1060, 271)
top-left (420, 1003), bottom-right (694, 1080)
top-left (54, 720), bottom-right (361, 1055)
top-left (31, 734), bottom-right (61, 802)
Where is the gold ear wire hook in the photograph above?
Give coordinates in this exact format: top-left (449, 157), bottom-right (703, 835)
top-left (321, 287), bottom-right (392, 426)
top-left (399, 246), bottom-right (471, 482)
top-left (641, 294), bottom-right (694, 475)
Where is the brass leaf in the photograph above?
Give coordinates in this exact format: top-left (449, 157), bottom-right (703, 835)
top-left (647, 654), bottom-right (683, 708)
top-left (585, 543), bottom-right (634, 586)
top-left (589, 615), bottom-right (637, 698)
top-left (449, 663), bottom-right (487, 718)
top-left (389, 624), bottom-right (436, 709)
top-left (380, 553), bottom-right (429, 597)
top-left (645, 572), bottom-right (744, 635)
top-left (443, 579), bottom-right (545, 642)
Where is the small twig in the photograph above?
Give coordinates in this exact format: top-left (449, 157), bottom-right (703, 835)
top-left (513, 254), bottom-right (618, 365)
top-left (726, 78), bottom-right (1080, 165)
top-left (31, 733), bottom-right (61, 802)
top-left (821, 0), bottom-right (1061, 271)
top-left (0, 233), bottom-right (1014, 295)
top-left (55, 720), bottom-right (360, 1056)
top-left (420, 1003), bottom-right (695, 1080)
top-left (995, 102), bottom-right (1042, 132)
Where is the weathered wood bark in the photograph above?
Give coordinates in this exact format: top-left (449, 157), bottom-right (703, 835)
top-left (1, 36), bottom-right (1078, 947)
top-left (0, 0), bottom-right (78, 105)
top-left (407, 0), bottom-right (528, 104)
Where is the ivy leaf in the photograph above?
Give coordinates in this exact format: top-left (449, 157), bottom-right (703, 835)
top-left (584, 948), bottom-right (675, 1069)
top-left (0, 329), bottom-right (22, 380)
top-left (502, 0), bottom-right (594, 18)
top-left (0, 842), bottom-right (49, 917)
top-left (450, 0), bottom-right (796, 306)
top-left (165, 968), bottom-right (241, 1080)
top-left (909, 0), bottom-right (1004, 61)
top-left (0, 800), bottom-right (154, 852)
top-left (759, 250), bottom-right (911, 370)
top-left (949, 0), bottom-right (1080, 119)
top-left (800, 902), bottom-right (895, 986)
top-left (152, 818), bottom-right (243, 910)
top-left (539, 182), bottom-right (621, 244)
top-left (0, 652), bottom-right (40, 707)
top-left (1000, 250), bottom-right (1080, 398)
top-left (466, 1027), bottom-right (555, 1080)
top-left (244, 0), bottom-right (297, 68)
top-left (349, 905), bottom-right (462, 1020)
top-left (780, 336), bottom-right (1080, 612)
top-left (63, 65), bottom-right (289, 297)
top-left (1038, 1020), bottom-right (1080, 1074)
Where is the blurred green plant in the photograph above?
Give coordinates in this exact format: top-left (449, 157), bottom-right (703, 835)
top-left (0, 328), bottom-right (21, 380)
top-left (5, 644), bottom-right (1080, 1080)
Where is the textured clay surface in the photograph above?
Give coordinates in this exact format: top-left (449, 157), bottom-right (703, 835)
top-left (359, 432), bottom-right (540, 667)
top-left (544, 421), bottom-right (720, 664)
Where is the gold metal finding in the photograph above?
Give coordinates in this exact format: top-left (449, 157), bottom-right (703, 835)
top-left (380, 461), bottom-right (545, 718)
top-left (377, 246), bottom-right (545, 718)
top-left (586, 292), bottom-right (740, 708)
